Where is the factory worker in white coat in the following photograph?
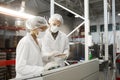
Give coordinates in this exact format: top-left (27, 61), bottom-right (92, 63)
top-left (41, 14), bottom-right (69, 68)
top-left (15, 16), bottom-right (47, 78)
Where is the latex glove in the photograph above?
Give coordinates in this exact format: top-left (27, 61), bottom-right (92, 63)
top-left (44, 61), bottom-right (60, 71)
top-left (55, 54), bottom-right (66, 58)
top-left (49, 51), bottom-right (60, 58)
top-left (54, 54), bottom-right (67, 60)
top-left (54, 57), bottom-right (65, 67)
top-left (43, 51), bottom-right (60, 63)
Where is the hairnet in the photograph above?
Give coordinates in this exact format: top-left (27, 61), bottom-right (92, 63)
top-left (26, 16), bottom-right (47, 30)
top-left (49, 14), bottom-right (63, 24)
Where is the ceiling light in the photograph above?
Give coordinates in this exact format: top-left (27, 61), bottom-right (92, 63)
top-left (118, 13), bottom-right (120, 16)
top-left (0, 6), bottom-right (35, 19)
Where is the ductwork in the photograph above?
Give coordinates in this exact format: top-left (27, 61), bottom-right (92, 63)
top-left (0, 0), bottom-right (15, 3)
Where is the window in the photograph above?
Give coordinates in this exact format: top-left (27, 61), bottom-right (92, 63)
top-left (100, 24), bottom-right (113, 32)
top-left (90, 25), bottom-right (97, 32)
top-left (100, 24), bottom-right (104, 32)
top-left (108, 24), bottom-right (112, 31)
top-left (116, 23), bottom-right (120, 30)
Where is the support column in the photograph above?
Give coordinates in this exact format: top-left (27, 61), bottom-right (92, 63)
top-left (84, 0), bottom-right (89, 61)
top-left (50, 0), bottom-right (54, 17)
top-left (104, 0), bottom-right (108, 61)
top-left (112, 0), bottom-right (116, 79)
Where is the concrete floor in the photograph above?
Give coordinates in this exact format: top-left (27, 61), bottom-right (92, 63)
top-left (99, 69), bottom-right (120, 80)
top-left (99, 71), bottom-right (113, 80)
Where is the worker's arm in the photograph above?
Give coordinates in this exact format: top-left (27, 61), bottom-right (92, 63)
top-left (42, 47), bottom-right (57, 63)
top-left (16, 40), bottom-right (43, 76)
top-left (62, 37), bottom-right (70, 58)
top-left (41, 37), bottom-right (57, 63)
top-left (54, 36), bottom-right (69, 59)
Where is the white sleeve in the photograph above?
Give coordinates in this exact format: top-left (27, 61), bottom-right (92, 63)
top-left (41, 38), bottom-right (53, 63)
top-left (16, 40), bottom-right (43, 76)
top-left (63, 37), bottom-right (70, 58)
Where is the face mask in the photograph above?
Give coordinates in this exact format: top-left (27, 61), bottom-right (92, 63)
top-left (36, 31), bottom-right (45, 38)
top-left (50, 26), bottom-right (59, 33)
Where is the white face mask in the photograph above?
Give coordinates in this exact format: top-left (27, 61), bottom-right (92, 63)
top-left (50, 26), bottom-right (59, 33)
top-left (36, 31), bottom-right (45, 38)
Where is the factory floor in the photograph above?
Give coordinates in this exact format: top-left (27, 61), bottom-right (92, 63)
top-left (99, 70), bottom-right (113, 80)
top-left (99, 69), bottom-right (120, 80)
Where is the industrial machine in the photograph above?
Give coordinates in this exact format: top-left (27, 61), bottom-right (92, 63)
top-left (10, 59), bottom-right (99, 80)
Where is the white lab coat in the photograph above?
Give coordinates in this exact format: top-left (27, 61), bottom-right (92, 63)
top-left (16, 33), bottom-right (44, 78)
top-left (41, 29), bottom-right (69, 65)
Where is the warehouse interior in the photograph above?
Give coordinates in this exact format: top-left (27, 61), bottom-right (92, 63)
top-left (0, 0), bottom-right (120, 80)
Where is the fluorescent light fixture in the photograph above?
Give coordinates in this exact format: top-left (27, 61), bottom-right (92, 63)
top-left (118, 13), bottom-right (120, 16)
top-left (0, 7), bottom-right (35, 19)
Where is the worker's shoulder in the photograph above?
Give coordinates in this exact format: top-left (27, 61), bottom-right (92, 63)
top-left (59, 31), bottom-right (67, 37)
top-left (18, 36), bottom-right (30, 44)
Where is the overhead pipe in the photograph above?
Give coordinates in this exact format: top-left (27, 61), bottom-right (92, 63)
top-left (20, 0), bottom-right (26, 12)
top-left (0, 7), bottom-right (34, 19)
top-left (15, 0), bottom-right (26, 27)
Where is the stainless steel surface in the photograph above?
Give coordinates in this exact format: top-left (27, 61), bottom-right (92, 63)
top-left (68, 42), bottom-right (85, 60)
top-left (11, 59), bottom-right (99, 80)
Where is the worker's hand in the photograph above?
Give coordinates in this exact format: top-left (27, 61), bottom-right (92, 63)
top-left (50, 51), bottom-right (60, 57)
top-left (47, 51), bottom-right (60, 60)
top-left (54, 53), bottom-right (67, 59)
top-left (54, 54), bottom-right (66, 58)
top-left (44, 61), bottom-right (60, 71)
